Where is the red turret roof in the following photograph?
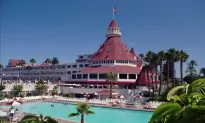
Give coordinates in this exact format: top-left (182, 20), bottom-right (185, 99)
top-left (108, 19), bottom-right (118, 28)
top-left (92, 37), bottom-right (135, 61)
top-left (92, 20), bottom-right (135, 61)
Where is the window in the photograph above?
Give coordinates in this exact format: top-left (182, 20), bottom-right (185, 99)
top-left (67, 71), bottom-right (71, 74)
top-left (72, 71), bottom-right (77, 73)
top-left (79, 64), bottom-right (83, 67)
top-left (129, 74), bottom-right (136, 79)
top-left (72, 75), bottom-right (76, 79)
top-left (77, 74), bottom-right (82, 79)
top-left (89, 74), bottom-right (97, 79)
top-left (84, 64), bottom-right (89, 67)
top-left (72, 65), bottom-right (77, 68)
top-left (67, 65), bottom-right (71, 68)
top-left (99, 74), bottom-right (106, 79)
top-left (83, 74), bottom-right (88, 79)
top-left (119, 74), bottom-right (127, 79)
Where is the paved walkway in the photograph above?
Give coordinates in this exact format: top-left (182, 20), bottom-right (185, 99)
top-left (54, 118), bottom-right (78, 123)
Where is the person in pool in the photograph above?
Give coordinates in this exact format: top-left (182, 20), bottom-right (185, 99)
top-left (9, 106), bottom-right (15, 121)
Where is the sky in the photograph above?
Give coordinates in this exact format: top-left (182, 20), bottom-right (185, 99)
top-left (0, 0), bottom-right (205, 76)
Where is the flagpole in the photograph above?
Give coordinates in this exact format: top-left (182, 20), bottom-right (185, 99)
top-left (112, 6), bottom-right (114, 20)
top-left (112, 0), bottom-right (116, 20)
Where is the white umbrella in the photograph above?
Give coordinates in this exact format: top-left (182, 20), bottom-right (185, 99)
top-left (120, 95), bottom-right (124, 99)
top-left (12, 101), bottom-right (21, 106)
top-left (3, 98), bottom-right (9, 102)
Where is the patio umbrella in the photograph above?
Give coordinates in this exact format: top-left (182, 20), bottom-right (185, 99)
top-left (120, 95), bottom-right (124, 99)
top-left (12, 101), bottom-right (21, 106)
top-left (6, 101), bottom-right (22, 106)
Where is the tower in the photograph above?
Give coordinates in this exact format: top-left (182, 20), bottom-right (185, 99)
top-left (106, 20), bottom-right (121, 38)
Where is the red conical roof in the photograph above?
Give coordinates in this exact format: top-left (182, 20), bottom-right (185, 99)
top-left (108, 19), bottom-right (118, 28)
top-left (92, 20), bottom-right (135, 61)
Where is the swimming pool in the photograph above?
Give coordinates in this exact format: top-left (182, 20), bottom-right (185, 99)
top-left (3, 101), bottom-right (153, 123)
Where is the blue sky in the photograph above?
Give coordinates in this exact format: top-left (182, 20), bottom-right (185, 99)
top-left (0, 0), bottom-right (205, 76)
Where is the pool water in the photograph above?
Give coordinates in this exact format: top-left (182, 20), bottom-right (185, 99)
top-left (3, 102), bottom-right (153, 123)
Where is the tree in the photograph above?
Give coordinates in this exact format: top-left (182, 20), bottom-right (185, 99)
top-left (183, 74), bottom-right (202, 84)
top-left (149, 80), bottom-right (205, 123)
top-left (52, 86), bottom-right (59, 96)
top-left (45, 58), bottom-right (52, 64)
top-left (30, 58), bottom-right (36, 65)
top-left (35, 80), bottom-right (48, 96)
top-left (200, 68), bottom-right (205, 77)
top-left (12, 85), bottom-right (23, 97)
top-left (19, 114), bottom-right (58, 123)
top-left (0, 64), bottom-right (3, 69)
top-left (188, 78), bottom-right (205, 94)
top-left (167, 48), bottom-right (178, 86)
top-left (52, 57), bottom-right (59, 65)
top-left (144, 63), bottom-right (151, 95)
top-left (68, 102), bottom-right (95, 123)
top-left (178, 50), bottom-right (189, 85)
top-left (186, 60), bottom-right (198, 78)
top-left (157, 51), bottom-right (165, 96)
top-left (106, 72), bottom-right (117, 98)
top-left (145, 51), bottom-right (157, 95)
top-left (0, 84), bottom-right (5, 93)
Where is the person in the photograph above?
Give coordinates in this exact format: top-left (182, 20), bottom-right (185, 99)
top-left (9, 106), bottom-right (15, 121)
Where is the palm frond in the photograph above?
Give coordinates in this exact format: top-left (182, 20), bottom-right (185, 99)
top-left (167, 85), bottom-right (188, 101)
top-left (44, 116), bottom-right (58, 123)
top-left (85, 110), bottom-right (95, 115)
top-left (20, 115), bottom-right (39, 121)
top-left (149, 102), bottom-right (181, 123)
top-left (68, 113), bottom-right (79, 117)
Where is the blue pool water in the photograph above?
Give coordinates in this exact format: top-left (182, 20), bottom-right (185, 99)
top-left (3, 102), bottom-right (153, 123)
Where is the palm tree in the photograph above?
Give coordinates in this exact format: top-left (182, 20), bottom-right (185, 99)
top-left (145, 51), bottom-right (156, 95)
top-left (164, 52), bottom-right (170, 87)
top-left (200, 68), bottom-right (205, 77)
top-left (19, 114), bottom-right (58, 123)
top-left (30, 58), bottom-right (36, 65)
top-left (106, 72), bottom-right (117, 98)
top-left (68, 102), bottom-right (95, 123)
top-left (0, 64), bottom-right (3, 69)
top-left (144, 63), bottom-right (151, 95)
top-left (52, 57), bottom-right (59, 65)
top-left (45, 58), bottom-right (52, 64)
top-left (178, 50), bottom-right (189, 85)
top-left (167, 48), bottom-right (178, 86)
top-left (157, 51), bottom-right (165, 96)
top-left (186, 60), bottom-right (198, 78)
